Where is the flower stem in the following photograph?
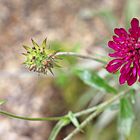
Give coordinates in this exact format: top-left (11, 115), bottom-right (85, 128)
top-left (0, 91), bottom-right (125, 123)
top-left (0, 110), bottom-right (65, 121)
top-left (0, 98), bottom-right (115, 122)
top-left (63, 91), bottom-right (126, 140)
top-left (75, 105), bottom-right (98, 117)
top-left (0, 105), bottom-right (100, 122)
top-left (55, 52), bottom-right (106, 64)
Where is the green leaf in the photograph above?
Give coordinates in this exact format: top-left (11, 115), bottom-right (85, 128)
top-left (68, 111), bottom-right (83, 132)
top-left (129, 89), bottom-right (136, 104)
top-left (48, 118), bottom-right (70, 140)
top-left (75, 69), bottom-right (117, 94)
top-left (118, 98), bottom-right (135, 137)
top-left (0, 99), bottom-right (6, 105)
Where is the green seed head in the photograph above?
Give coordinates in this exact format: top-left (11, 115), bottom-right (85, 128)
top-left (23, 38), bottom-right (59, 75)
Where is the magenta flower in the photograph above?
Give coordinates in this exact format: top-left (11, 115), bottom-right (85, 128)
top-left (106, 18), bottom-right (140, 86)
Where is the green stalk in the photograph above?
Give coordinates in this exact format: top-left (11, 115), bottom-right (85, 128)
top-left (0, 110), bottom-right (65, 121)
top-left (64, 91), bottom-right (127, 140)
top-left (55, 52), bottom-right (106, 64)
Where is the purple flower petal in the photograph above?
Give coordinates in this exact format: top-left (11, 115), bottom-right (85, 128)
top-left (127, 69), bottom-right (137, 86)
top-left (106, 59), bottom-right (123, 73)
top-left (106, 18), bottom-right (140, 86)
top-left (109, 52), bottom-right (124, 57)
top-left (119, 62), bottom-right (132, 84)
top-left (114, 28), bottom-right (127, 37)
top-left (131, 18), bottom-right (139, 30)
top-left (108, 41), bottom-right (120, 51)
top-left (113, 36), bottom-right (124, 43)
top-left (138, 68), bottom-right (140, 76)
top-left (120, 61), bottom-right (131, 74)
top-left (119, 72), bottom-right (128, 84)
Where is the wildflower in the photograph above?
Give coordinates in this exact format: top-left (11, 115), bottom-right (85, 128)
top-left (106, 18), bottom-right (140, 86)
top-left (23, 38), bottom-right (59, 75)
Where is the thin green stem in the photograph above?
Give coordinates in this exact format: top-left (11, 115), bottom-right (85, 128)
top-left (75, 106), bottom-right (98, 117)
top-left (0, 92), bottom-right (124, 122)
top-left (0, 110), bottom-right (65, 121)
top-left (0, 106), bottom-right (98, 122)
top-left (0, 101), bottom-right (109, 122)
top-left (55, 52), bottom-right (106, 64)
top-left (63, 91), bottom-right (127, 140)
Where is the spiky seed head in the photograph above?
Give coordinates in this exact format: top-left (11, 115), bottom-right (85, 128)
top-left (23, 38), bottom-right (59, 75)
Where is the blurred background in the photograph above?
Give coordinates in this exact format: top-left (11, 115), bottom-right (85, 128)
top-left (0, 0), bottom-right (140, 140)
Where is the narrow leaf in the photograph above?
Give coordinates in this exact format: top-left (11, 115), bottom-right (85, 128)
top-left (75, 69), bottom-right (117, 94)
top-left (68, 111), bottom-right (83, 132)
top-left (48, 118), bottom-right (70, 140)
top-left (118, 98), bottom-right (135, 137)
top-left (129, 89), bottom-right (136, 104)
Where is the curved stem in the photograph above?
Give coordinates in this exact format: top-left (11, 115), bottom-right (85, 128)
top-left (0, 110), bottom-right (66, 121)
top-left (0, 100), bottom-right (110, 122)
top-left (0, 105), bottom-right (99, 122)
top-left (63, 91), bottom-right (127, 140)
top-left (0, 91), bottom-right (124, 122)
top-left (55, 52), bottom-right (106, 64)
top-left (0, 90), bottom-right (126, 124)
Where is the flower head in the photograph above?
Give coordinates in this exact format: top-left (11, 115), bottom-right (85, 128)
top-left (106, 18), bottom-right (140, 86)
top-left (23, 38), bottom-right (59, 75)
